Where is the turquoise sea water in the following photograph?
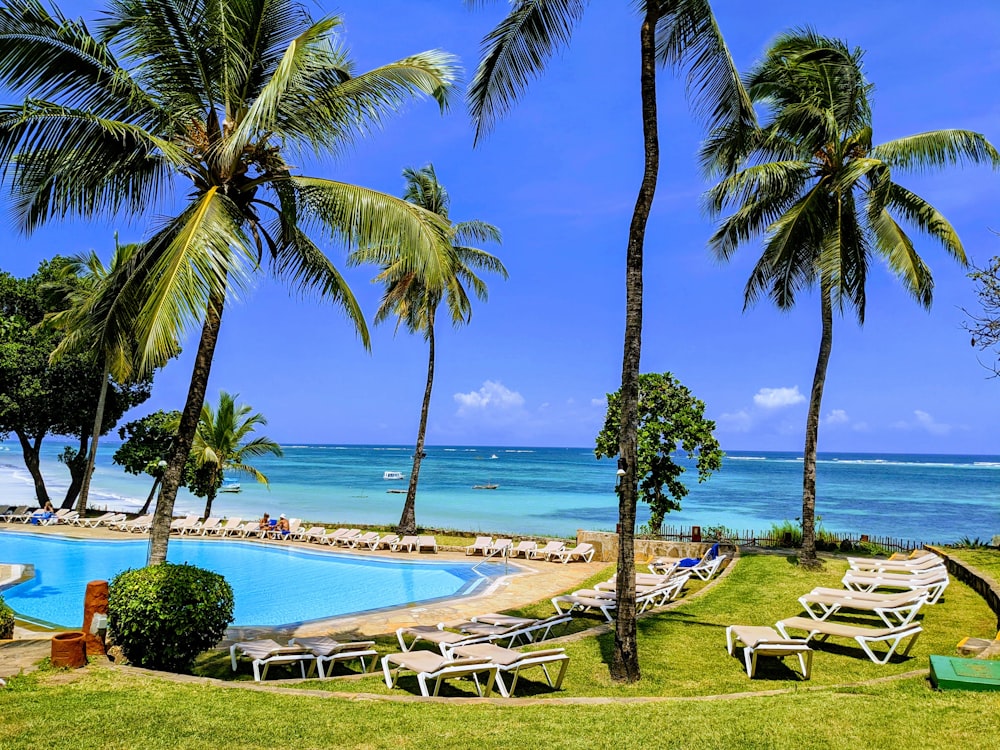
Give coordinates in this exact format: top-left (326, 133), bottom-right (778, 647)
top-left (1, 442), bottom-right (998, 543)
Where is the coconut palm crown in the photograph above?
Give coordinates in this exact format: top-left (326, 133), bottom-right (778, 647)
top-left (702, 29), bottom-right (1000, 560)
top-left (0, 0), bottom-right (459, 563)
top-left (350, 164), bottom-right (506, 536)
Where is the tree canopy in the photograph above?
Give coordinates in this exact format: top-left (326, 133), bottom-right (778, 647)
top-left (595, 372), bottom-right (723, 530)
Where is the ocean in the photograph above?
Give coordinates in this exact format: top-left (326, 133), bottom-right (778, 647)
top-left (1, 442), bottom-right (998, 543)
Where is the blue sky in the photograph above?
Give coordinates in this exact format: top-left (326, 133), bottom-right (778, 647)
top-left (3, 1), bottom-right (1000, 453)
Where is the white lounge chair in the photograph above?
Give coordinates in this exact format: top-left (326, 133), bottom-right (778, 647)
top-left (847, 552), bottom-right (943, 574)
top-left (553, 542), bottom-right (595, 564)
top-left (528, 541), bottom-right (567, 561)
top-left (218, 517), bottom-right (245, 536)
top-left (417, 535), bottom-right (438, 553)
top-left (381, 651), bottom-right (497, 697)
top-left (229, 639), bottom-right (319, 682)
top-left (552, 591), bottom-right (616, 621)
top-left (74, 511), bottom-right (115, 528)
top-left (111, 514), bottom-right (153, 532)
top-left (196, 517), bottom-right (223, 535)
top-left (841, 568), bottom-right (949, 603)
top-left (447, 643), bottom-right (570, 697)
top-left (300, 526), bottom-right (326, 543)
top-left (336, 529), bottom-right (362, 547)
top-left (776, 616), bottom-right (923, 665)
top-left (375, 534), bottom-right (399, 550)
top-left (350, 531), bottom-right (381, 549)
top-left (319, 528), bottom-right (351, 545)
top-left (170, 515), bottom-right (200, 534)
top-left (726, 625), bottom-right (812, 680)
top-left (647, 558), bottom-right (680, 576)
top-left (798, 588), bottom-right (929, 627)
top-left (486, 538), bottom-right (513, 557)
top-left (677, 544), bottom-right (727, 580)
top-left (392, 535), bottom-right (418, 552)
top-left (288, 636), bottom-right (378, 675)
top-left (510, 540), bottom-right (537, 558)
top-left (4, 506), bottom-right (30, 522)
top-left (465, 536), bottom-right (493, 556)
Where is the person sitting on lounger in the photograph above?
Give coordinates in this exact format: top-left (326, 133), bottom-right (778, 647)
top-left (258, 513), bottom-right (270, 531)
top-left (276, 514), bottom-right (290, 537)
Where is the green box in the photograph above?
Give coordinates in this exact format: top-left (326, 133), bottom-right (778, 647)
top-left (929, 655), bottom-right (1000, 691)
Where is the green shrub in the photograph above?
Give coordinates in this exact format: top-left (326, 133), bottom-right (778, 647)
top-left (107, 563), bottom-right (234, 673)
top-left (0, 594), bottom-right (15, 639)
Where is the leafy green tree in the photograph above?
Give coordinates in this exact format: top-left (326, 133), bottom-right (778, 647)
top-left (467, 0), bottom-right (752, 681)
top-left (0, 260), bottom-right (151, 507)
top-left (350, 165), bottom-right (506, 535)
top-left (113, 410), bottom-right (188, 515)
top-left (596, 372), bottom-right (723, 530)
top-left (0, 0), bottom-right (458, 563)
top-left (703, 30), bottom-right (999, 562)
top-left (185, 391), bottom-right (282, 518)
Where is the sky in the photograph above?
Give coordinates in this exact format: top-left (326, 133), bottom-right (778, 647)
top-left (2, 0), bottom-right (1000, 454)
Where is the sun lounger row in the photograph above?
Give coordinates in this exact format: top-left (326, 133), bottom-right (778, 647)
top-left (726, 560), bottom-right (944, 678)
top-left (296, 527), bottom-right (438, 552)
top-left (230, 637), bottom-right (377, 682)
top-left (464, 537), bottom-right (595, 563)
top-left (552, 570), bottom-right (693, 622)
top-left (396, 613), bottom-right (572, 654)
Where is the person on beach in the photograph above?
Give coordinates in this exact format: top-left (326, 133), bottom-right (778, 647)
top-left (276, 514), bottom-right (290, 538)
top-left (258, 513), bottom-right (270, 531)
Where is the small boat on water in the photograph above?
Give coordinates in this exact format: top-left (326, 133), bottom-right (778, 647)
top-left (219, 483), bottom-right (241, 493)
top-left (473, 483), bottom-right (499, 490)
top-left (489, 454), bottom-right (498, 459)
top-left (387, 489), bottom-right (407, 494)
top-left (383, 471), bottom-right (405, 480)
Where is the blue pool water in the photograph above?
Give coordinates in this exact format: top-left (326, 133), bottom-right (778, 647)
top-left (0, 531), bottom-right (504, 628)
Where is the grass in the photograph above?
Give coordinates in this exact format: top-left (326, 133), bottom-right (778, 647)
top-left (944, 547), bottom-right (1000, 585)
top-left (3, 552), bottom-right (999, 749)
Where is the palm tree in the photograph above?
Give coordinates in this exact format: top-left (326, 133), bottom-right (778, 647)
top-left (703, 30), bottom-right (1000, 562)
top-left (0, 0), bottom-right (459, 564)
top-left (186, 391), bottom-right (282, 518)
top-left (350, 165), bottom-right (506, 536)
top-left (45, 240), bottom-right (173, 515)
top-left (467, 0), bottom-right (752, 681)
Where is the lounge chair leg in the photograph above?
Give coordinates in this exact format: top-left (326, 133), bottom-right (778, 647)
top-left (552, 658), bottom-right (569, 690)
top-left (230, 645), bottom-right (239, 672)
top-left (381, 656), bottom-right (395, 689)
top-left (493, 672), bottom-right (511, 698)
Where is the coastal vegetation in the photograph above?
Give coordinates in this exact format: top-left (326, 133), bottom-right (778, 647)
top-left (468, 0), bottom-right (752, 683)
top-left (0, 259), bottom-right (152, 507)
top-left (703, 30), bottom-right (999, 563)
top-left (0, 0), bottom-right (459, 566)
top-left (595, 372), bottom-right (723, 530)
top-left (349, 165), bottom-right (507, 536)
top-left (113, 410), bottom-right (192, 515)
top-left (185, 391), bottom-right (282, 518)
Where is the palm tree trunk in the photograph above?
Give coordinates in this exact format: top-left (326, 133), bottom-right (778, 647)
top-left (16, 432), bottom-right (50, 506)
top-left (203, 486), bottom-right (217, 519)
top-left (148, 287), bottom-right (226, 565)
top-left (76, 365), bottom-right (109, 515)
top-left (399, 311), bottom-right (436, 535)
top-left (139, 476), bottom-right (161, 515)
top-left (611, 4), bottom-right (659, 685)
top-left (61, 437), bottom-right (89, 509)
top-left (801, 284), bottom-right (834, 564)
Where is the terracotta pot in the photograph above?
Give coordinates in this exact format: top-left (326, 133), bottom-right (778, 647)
top-left (51, 631), bottom-right (87, 669)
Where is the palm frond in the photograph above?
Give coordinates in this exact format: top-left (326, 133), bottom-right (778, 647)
top-left (468, 0), bottom-right (587, 142)
top-left (882, 182), bottom-right (965, 265)
top-left (871, 130), bottom-right (1000, 174)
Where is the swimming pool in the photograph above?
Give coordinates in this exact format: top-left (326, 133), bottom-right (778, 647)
top-left (0, 531), bottom-right (507, 628)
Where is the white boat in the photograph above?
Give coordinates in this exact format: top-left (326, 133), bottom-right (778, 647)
top-left (489, 454), bottom-right (498, 459)
top-left (383, 471), bottom-right (405, 480)
top-left (219, 483), bottom-right (241, 493)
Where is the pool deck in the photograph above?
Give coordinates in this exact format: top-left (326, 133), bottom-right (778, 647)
top-left (0, 524), bottom-right (608, 642)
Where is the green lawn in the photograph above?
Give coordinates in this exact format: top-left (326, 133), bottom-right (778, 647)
top-left (945, 547), bottom-right (1000, 587)
top-left (2, 552), bottom-right (999, 749)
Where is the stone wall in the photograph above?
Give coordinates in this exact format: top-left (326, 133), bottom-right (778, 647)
top-left (927, 545), bottom-right (1000, 631)
top-left (577, 530), bottom-right (734, 564)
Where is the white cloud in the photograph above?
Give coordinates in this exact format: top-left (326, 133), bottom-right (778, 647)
top-left (753, 386), bottom-right (806, 409)
top-left (823, 409), bottom-right (849, 426)
top-left (590, 397), bottom-right (606, 408)
top-left (718, 409), bottom-right (753, 433)
top-left (453, 380), bottom-right (525, 417)
top-left (914, 410), bottom-right (952, 436)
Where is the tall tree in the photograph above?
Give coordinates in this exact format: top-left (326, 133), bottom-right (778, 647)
top-left (350, 164), bottom-right (506, 535)
top-left (467, 0), bottom-right (752, 681)
top-left (186, 391), bottom-right (282, 518)
top-left (44, 240), bottom-right (172, 514)
top-left (703, 30), bottom-right (999, 562)
top-left (0, 259), bottom-right (151, 506)
top-left (0, 0), bottom-right (459, 563)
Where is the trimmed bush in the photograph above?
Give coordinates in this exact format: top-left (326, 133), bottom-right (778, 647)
top-left (0, 594), bottom-right (15, 639)
top-left (107, 563), bottom-right (234, 673)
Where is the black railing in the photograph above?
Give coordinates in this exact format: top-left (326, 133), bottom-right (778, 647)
top-left (639, 523), bottom-right (932, 553)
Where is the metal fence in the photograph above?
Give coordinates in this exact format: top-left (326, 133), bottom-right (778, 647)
top-left (640, 523), bottom-right (930, 553)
